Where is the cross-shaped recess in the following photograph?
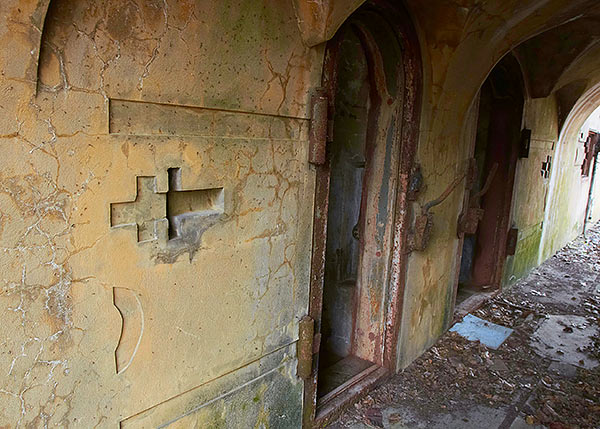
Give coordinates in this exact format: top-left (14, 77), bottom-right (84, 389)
top-left (111, 176), bottom-right (165, 242)
top-left (110, 168), bottom-right (224, 243)
top-left (541, 155), bottom-right (552, 179)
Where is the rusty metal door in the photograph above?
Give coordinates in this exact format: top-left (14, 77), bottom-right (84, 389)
top-left (301, 1), bottom-right (424, 425)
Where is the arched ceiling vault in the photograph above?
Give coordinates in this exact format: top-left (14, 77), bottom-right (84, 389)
top-left (395, 0), bottom-right (600, 138)
top-left (558, 82), bottom-right (600, 147)
top-left (514, 10), bottom-right (600, 99)
top-left (505, 3), bottom-right (600, 134)
top-left (552, 39), bottom-right (600, 132)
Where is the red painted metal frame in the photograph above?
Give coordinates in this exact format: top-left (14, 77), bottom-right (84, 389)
top-left (473, 60), bottom-right (525, 291)
top-left (452, 55), bottom-right (525, 311)
top-left (303, 0), bottom-right (422, 426)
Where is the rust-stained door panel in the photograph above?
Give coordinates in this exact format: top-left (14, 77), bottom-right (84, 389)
top-left (303, 0), bottom-right (424, 426)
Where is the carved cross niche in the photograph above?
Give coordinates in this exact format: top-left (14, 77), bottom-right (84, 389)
top-left (110, 168), bottom-right (224, 243)
top-left (541, 155), bottom-right (552, 179)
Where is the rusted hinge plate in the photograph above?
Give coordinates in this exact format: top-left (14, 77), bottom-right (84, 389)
top-left (308, 89), bottom-right (328, 165)
top-left (506, 228), bottom-right (519, 256)
top-left (457, 207), bottom-right (484, 237)
top-left (297, 316), bottom-right (315, 379)
top-left (408, 213), bottom-right (433, 252)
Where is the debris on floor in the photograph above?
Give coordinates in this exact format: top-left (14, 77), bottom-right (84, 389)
top-left (330, 224), bottom-right (600, 429)
top-left (449, 314), bottom-right (514, 349)
top-left (530, 314), bottom-right (599, 369)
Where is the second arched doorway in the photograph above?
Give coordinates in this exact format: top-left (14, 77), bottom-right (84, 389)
top-left (456, 54), bottom-right (526, 306)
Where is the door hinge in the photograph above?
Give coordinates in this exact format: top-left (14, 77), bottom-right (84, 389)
top-left (407, 164), bottom-right (423, 201)
top-left (308, 88), bottom-right (329, 165)
top-left (506, 228), bottom-right (519, 256)
top-left (297, 316), bottom-right (315, 379)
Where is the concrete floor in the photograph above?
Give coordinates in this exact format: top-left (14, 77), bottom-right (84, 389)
top-left (331, 226), bottom-right (600, 429)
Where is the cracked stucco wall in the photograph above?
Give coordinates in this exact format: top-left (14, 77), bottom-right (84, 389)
top-left (2, 0), bottom-right (600, 425)
top-left (537, 102), bottom-right (597, 263)
top-left (0, 0), bottom-right (321, 426)
top-left (502, 92), bottom-right (600, 287)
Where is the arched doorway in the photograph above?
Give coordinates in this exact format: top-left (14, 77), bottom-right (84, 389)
top-left (457, 54), bottom-right (526, 304)
top-left (304, 1), bottom-right (422, 425)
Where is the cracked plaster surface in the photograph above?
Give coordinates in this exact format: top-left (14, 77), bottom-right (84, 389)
top-left (0, 0), bottom-right (317, 426)
top-left (2, 0), bottom-right (600, 426)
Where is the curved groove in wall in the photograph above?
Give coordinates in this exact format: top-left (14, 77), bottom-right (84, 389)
top-left (113, 287), bottom-right (145, 375)
top-left (33, 0), bottom-right (52, 94)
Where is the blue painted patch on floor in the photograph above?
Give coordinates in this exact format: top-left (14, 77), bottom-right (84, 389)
top-left (450, 314), bottom-right (513, 349)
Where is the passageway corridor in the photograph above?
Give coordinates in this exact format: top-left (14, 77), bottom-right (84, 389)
top-left (6, 1), bottom-right (600, 426)
top-left (332, 226), bottom-right (600, 429)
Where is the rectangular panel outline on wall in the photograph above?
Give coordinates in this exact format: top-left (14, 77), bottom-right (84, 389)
top-left (108, 98), bottom-right (309, 141)
top-left (119, 342), bottom-right (299, 428)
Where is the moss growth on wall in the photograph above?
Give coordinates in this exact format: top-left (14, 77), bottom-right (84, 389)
top-left (503, 225), bottom-right (543, 287)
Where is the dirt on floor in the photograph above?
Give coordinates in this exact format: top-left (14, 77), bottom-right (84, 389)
top-left (330, 226), bottom-right (600, 429)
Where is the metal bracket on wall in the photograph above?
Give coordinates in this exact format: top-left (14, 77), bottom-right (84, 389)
top-left (506, 228), bottom-right (519, 256)
top-left (520, 128), bottom-right (532, 158)
top-left (408, 172), bottom-right (466, 252)
top-left (457, 207), bottom-right (485, 237)
top-left (407, 212), bottom-right (433, 252)
top-left (457, 162), bottom-right (498, 238)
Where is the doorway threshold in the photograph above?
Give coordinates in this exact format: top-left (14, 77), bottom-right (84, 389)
top-left (454, 290), bottom-right (498, 321)
top-left (318, 356), bottom-right (373, 399)
top-left (315, 364), bottom-right (388, 427)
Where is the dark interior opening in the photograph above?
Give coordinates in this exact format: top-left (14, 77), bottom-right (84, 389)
top-left (457, 55), bottom-right (525, 305)
top-left (317, 8), bottom-right (403, 401)
top-left (318, 24), bottom-right (374, 399)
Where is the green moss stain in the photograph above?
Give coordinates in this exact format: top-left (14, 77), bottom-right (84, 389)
top-left (503, 226), bottom-right (542, 287)
top-left (168, 361), bottom-right (302, 427)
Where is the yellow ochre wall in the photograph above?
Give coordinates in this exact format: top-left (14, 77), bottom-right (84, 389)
top-left (1, 0), bottom-right (598, 426)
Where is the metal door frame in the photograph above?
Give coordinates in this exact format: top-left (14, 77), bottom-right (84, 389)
top-left (303, 1), bottom-right (422, 425)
